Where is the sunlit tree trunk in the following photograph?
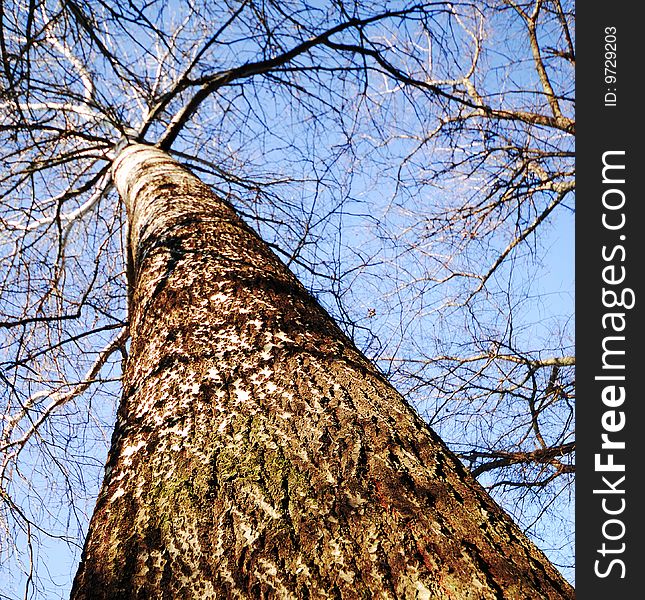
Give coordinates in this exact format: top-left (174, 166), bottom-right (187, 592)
top-left (70, 144), bottom-right (574, 599)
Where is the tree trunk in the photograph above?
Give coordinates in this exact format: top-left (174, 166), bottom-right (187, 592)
top-left (71, 144), bottom-right (573, 599)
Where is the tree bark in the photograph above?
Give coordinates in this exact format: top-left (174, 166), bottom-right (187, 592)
top-left (71, 144), bottom-right (574, 599)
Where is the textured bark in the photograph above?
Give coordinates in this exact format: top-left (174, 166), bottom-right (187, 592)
top-left (71, 145), bottom-right (574, 599)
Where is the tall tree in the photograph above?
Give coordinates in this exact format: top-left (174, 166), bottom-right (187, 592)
top-left (0, 1), bottom-right (574, 594)
top-left (70, 144), bottom-right (572, 598)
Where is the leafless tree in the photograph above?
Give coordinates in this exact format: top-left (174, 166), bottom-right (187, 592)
top-left (0, 0), bottom-right (574, 596)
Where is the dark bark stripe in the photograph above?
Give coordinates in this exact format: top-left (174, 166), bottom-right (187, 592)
top-left (70, 144), bottom-right (574, 599)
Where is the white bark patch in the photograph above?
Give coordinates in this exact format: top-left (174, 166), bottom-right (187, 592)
top-left (209, 292), bottom-right (229, 304)
top-left (109, 488), bottom-right (126, 502)
top-left (121, 439), bottom-right (146, 458)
